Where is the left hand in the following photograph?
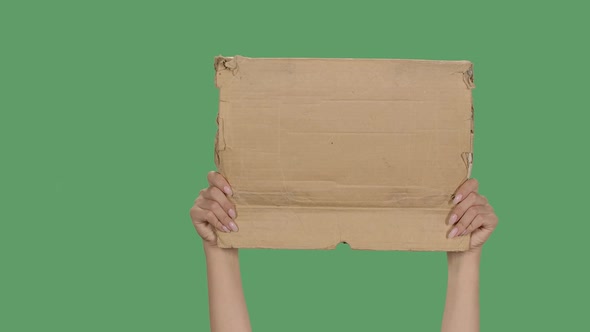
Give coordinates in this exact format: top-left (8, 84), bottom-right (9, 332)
top-left (189, 171), bottom-right (237, 248)
top-left (447, 178), bottom-right (498, 252)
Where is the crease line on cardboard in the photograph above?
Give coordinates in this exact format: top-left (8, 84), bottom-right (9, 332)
top-left (234, 186), bottom-right (451, 207)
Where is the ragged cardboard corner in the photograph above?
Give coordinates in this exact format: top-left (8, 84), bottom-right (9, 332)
top-left (213, 55), bottom-right (474, 251)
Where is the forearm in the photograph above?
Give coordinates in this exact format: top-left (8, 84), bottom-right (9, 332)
top-left (441, 250), bottom-right (481, 332)
top-left (204, 245), bottom-right (251, 332)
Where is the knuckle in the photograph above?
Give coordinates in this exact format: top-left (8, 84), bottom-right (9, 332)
top-left (451, 207), bottom-right (464, 220)
top-left (207, 171), bottom-right (217, 179)
top-left (490, 213), bottom-right (498, 224)
top-left (209, 186), bottom-right (222, 196)
top-left (467, 205), bottom-right (480, 215)
top-left (457, 216), bottom-right (470, 228)
top-left (473, 214), bottom-right (484, 224)
top-left (207, 171), bottom-right (220, 184)
top-left (458, 208), bottom-right (477, 227)
top-left (210, 201), bottom-right (222, 213)
top-left (189, 206), bottom-right (199, 218)
top-left (213, 219), bottom-right (223, 228)
top-left (457, 218), bottom-right (469, 229)
top-left (205, 211), bottom-right (215, 220)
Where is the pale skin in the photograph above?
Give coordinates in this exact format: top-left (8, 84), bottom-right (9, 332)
top-left (190, 172), bottom-right (498, 332)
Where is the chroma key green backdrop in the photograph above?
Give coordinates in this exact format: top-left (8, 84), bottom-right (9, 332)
top-left (1, 0), bottom-right (588, 331)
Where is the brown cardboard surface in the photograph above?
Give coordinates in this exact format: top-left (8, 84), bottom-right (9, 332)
top-left (213, 55), bottom-right (474, 251)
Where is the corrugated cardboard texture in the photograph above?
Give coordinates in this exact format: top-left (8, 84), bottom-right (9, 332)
top-left (214, 56), bottom-right (474, 251)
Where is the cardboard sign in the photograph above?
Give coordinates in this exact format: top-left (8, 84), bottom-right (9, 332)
top-left (214, 56), bottom-right (474, 250)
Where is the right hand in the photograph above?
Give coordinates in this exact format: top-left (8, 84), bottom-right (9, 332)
top-left (446, 178), bottom-right (498, 254)
top-left (189, 171), bottom-right (238, 247)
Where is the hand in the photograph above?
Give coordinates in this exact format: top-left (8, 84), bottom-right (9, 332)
top-left (189, 171), bottom-right (238, 247)
top-left (447, 178), bottom-right (498, 253)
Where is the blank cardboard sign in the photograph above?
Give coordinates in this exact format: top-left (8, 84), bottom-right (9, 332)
top-left (213, 56), bottom-right (474, 251)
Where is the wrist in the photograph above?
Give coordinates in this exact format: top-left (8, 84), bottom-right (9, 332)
top-left (203, 242), bottom-right (239, 258)
top-left (447, 248), bottom-right (481, 270)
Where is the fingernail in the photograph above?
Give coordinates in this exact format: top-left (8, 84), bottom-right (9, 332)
top-left (448, 214), bottom-right (457, 225)
top-left (222, 226), bottom-right (230, 233)
top-left (448, 227), bottom-right (458, 239)
top-left (228, 209), bottom-right (236, 219)
top-left (228, 221), bottom-right (239, 232)
top-left (452, 194), bottom-right (462, 205)
top-left (223, 186), bottom-right (233, 196)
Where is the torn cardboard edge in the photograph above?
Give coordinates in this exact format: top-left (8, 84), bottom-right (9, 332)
top-left (214, 55), bottom-right (476, 89)
top-left (213, 55), bottom-right (475, 251)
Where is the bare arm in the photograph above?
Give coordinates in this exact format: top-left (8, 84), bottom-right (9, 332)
top-left (205, 245), bottom-right (251, 332)
top-left (191, 171), bottom-right (251, 332)
top-left (442, 179), bottom-right (498, 332)
top-left (442, 250), bottom-right (481, 332)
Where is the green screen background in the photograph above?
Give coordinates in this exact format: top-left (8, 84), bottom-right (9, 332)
top-left (2, 0), bottom-right (588, 331)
